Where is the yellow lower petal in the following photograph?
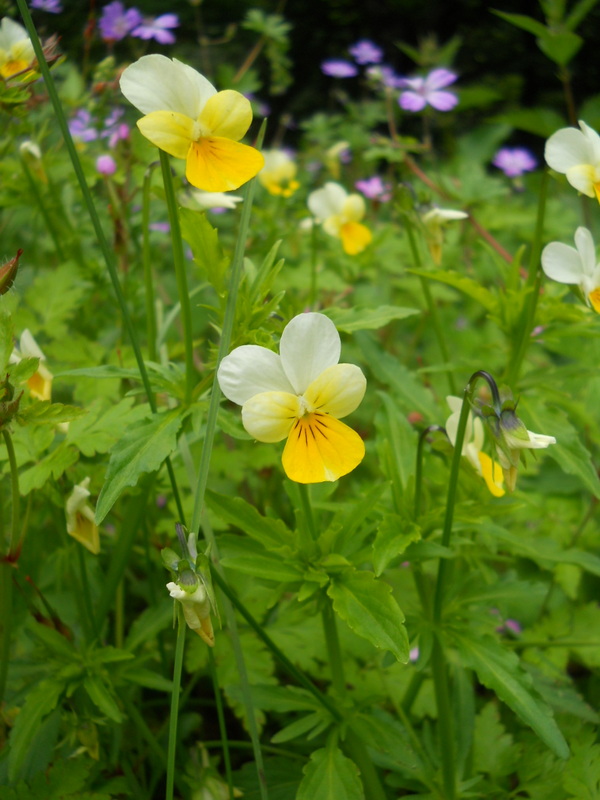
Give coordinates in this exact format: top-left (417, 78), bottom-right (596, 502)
top-left (68, 513), bottom-right (100, 554)
top-left (282, 412), bottom-right (364, 483)
top-left (27, 368), bottom-right (52, 402)
top-left (340, 222), bottom-right (372, 255)
top-left (0, 58), bottom-right (29, 78)
top-left (588, 287), bottom-right (600, 312)
top-left (137, 110), bottom-right (194, 159)
top-left (477, 451), bottom-right (505, 497)
top-left (186, 137), bottom-right (265, 192)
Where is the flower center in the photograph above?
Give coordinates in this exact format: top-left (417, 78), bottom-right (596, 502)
top-left (297, 395), bottom-right (314, 418)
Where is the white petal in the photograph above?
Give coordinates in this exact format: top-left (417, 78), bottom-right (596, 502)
top-left (541, 242), bottom-right (584, 284)
top-left (0, 18), bottom-right (29, 48)
top-left (279, 313), bottom-right (341, 394)
top-left (217, 345), bottom-right (293, 406)
top-left (120, 55), bottom-right (216, 118)
top-left (565, 164), bottom-right (597, 197)
top-left (19, 329), bottom-right (45, 360)
top-left (308, 182), bottom-right (347, 220)
top-left (579, 120), bottom-right (600, 163)
top-left (574, 226), bottom-right (597, 275)
top-left (545, 126), bottom-right (592, 173)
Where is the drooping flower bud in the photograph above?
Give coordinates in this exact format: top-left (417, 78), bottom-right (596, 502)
top-left (0, 250), bottom-right (22, 296)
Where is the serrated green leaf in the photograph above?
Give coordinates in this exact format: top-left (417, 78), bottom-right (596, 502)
top-left (271, 711), bottom-right (329, 744)
top-left (95, 408), bottom-right (185, 523)
top-left (297, 746), bottom-right (364, 800)
top-left (351, 709), bottom-right (424, 775)
top-left (328, 569), bottom-right (409, 662)
top-left (324, 305), bottom-right (420, 333)
top-left (473, 701), bottom-right (519, 778)
top-left (125, 600), bottom-right (174, 652)
top-left (120, 667), bottom-right (173, 692)
top-left (562, 730), bottom-right (600, 798)
top-left (8, 679), bottom-right (63, 781)
top-left (83, 676), bottom-right (123, 723)
top-left (372, 515), bottom-right (421, 576)
top-left (219, 534), bottom-right (303, 581)
top-left (17, 401), bottom-right (86, 426)
top-left (179, 206), bottom-right (229, 295)
top-left (66, 397), bottom-right (148, 456)
top-left (408, 267), bottom-right (500, 314)
top-left (453, 632), bottom-right (569, 759)
top-left (206, 489), bottom-right (295, 556)
top-left (26, 618), bottom-right (75, 660)
top-left (19, 442), bottom-right (79, 495)
top-left (8, 356), bottom-right (39, 386)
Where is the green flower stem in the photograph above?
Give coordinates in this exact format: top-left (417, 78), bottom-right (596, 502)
top-left (166, 608), bottom-right (186, 800)
top-left (415, 425), bottom-right (446, 519)
top-left (208, 647), bottom-right (235, 800)
top-left (401, 670), bottom-right (426, 714)
top-left (403, 216), bottom-right (456, 395)
top-left (1, 431), bottom-right (19, 706)
top-left (142, 162), bottom-right (159, 362)
top-left (345, 729), bottom-right (389, 800)
top-left (189, 123), bottom-right (265, 536)
top-left (430, 636), bottom-right (456, 800)
top-left (2, 430), bottom-right (20, 557)
top-left (159, 151), bottom-right (196, 404)
top-left (505, 170), bottom-right (549, 387)
top-left (76, 545), bottom-right (98, 642)
top-left (321, 597), bottom-right (346, 695)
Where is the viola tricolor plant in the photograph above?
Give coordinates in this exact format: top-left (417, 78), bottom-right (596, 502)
top-left (3, 5), bottom-right (600, 800)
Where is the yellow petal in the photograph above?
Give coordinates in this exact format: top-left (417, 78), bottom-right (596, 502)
top-left (186, 137), bottom-right (265, 192)
top-left (0, 57), bottom-right (29, 78)
top-left (478, 451), bottom-right (505, 498)
top-left (340, 222), bottom-right (372, 255)
top-left (282, 412), bottom-right (364, 483)
top-left (588, 287), bottom-right (600, 312)
top-left (242, 391), bottom-right (300, 442)
top-left (181, 604), bottom-right (215, 646)
top-left (137, 111), bottom-right (194, 159)
top-left (68, 513), bottom-right (100, 554)
top-left (198, 90), bottom-right (253, 141)
top-left (303, 364), bottom-right (366, 418)
top-left (27, 364), bottom-right (52, 402)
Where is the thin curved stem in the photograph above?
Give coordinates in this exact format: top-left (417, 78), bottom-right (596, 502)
top-left (165, 609), bottom-right (186, 800)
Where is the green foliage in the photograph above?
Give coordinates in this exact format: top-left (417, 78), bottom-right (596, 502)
top-left (296, 745), bottom-right (364, 800)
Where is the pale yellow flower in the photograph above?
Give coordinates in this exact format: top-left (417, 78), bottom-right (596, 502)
top-left (258, 150), bottom-right (299, 197)
top-left (66, 478), bottom-right (99, 554)
top-left (308, 182), bottom-right (372, 255)
top-left (0, 18), bottom-right (34, 80)
top-left (10, 329), bottom-right (53, 402)
top-left (446, 396), bottom-right (504, 497)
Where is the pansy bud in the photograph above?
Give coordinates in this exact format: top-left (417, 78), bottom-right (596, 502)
top-left (0, 250), bottom-right (21, 296)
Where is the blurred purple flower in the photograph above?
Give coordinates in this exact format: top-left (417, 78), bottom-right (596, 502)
top-left (102, 108), bottom-right (130, 147)
top-left (355, 175), bottom-right (392, 202)
top-left (398, 68), bottom-right (458, 112)
top-left (409, 646), bottom-right (419, 663)
top-left (131, 14), bottom-right (179, 44)
top-left (98, 2), bottom-right (142, 42)
top-left (493, 147), bottom-right (537, 177)
top-left (349, 39), bottom-right (383, 65)
top-left (321, 59), bottom-right (358, 78)
top-left (31, 0), bottom-right (63, 12)
top-left (149, 222), bottom-right (170, 233)
top-left (96, 154), bottom-right (117, 175)
top-left (69, 110), bottom-right (98, 142)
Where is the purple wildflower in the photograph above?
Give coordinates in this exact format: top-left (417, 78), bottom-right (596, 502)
top-left (321, 59), bottom-right (359, 78)
top-left (149, 222), bottom-right (170, 233)
top-left (131, 14), bottom-right (179, 44)
top-left (30, 0), bottom-right (63, 12)
top-left (96, 154), bottom-right (117, 175)
top-left (69, 110), bottom-right (98, 142)
top-left (492, 147), bottom-right (537, 178)
top-left (102, 108), bottom-right (130, 148)
top-left (398, 68), bottom-right (458, 112)
top-left (349, 39), bottom-right (383, 65)
top-left (98, 2), bottom-right (142, 42)
top-left (355, 175), bottom-right (392, 202)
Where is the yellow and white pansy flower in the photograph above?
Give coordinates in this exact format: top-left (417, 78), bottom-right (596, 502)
top-left (445, 396), bottom-right (504, 497)
top-left (493, 419), bottom-right (556, 493)
top-left (166, 581), bottom-right (215, 646)
top-left (421, 207), bottom-right (468, 265)
top-left (182, 189), bottom-right (243, 211)
top-left (541, 226), bottom-right (600, 312)
top-left (0, 18), bottom-right (34, 80)
top-left (217, 312), bottom-right (366, 484)
top-left (66, 478), bottom-right (99, 554)
top-left (10, 329), bottom-right (53, 402)
top-left (545, 120), bottom-right (600, 202)
top-left (258, 149), bottom-right (300, 197)
top-left (119, 54), bottom-right (264, 192)
top-left (308, 182), bottom-right (372, 255)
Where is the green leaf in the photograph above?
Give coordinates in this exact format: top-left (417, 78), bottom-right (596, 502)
top-left (0, 306), bottom-right (14, 373)
top-left (537, 29), bottom-right (582, 65)
top-left (19, 442), bottom-right (79, 495)
top-left (66, 397), bottom-right (148, 456)
top-left (491, 107), bottom-right (565, 138)
top-left (407, 267), bottom-right (499, 314)
top-left (472, 701), bottom-right (519, 778)
top-left (453, 632), bottom-right (569, 759)
top-left (125, 600), bottom-right (174, 652)
top-left (372, 515), bottom-right (421, 576)
top-left (179, 207), bottom-right (229, 295)
top-left (562, 730), bottom-right (600, 798)
top-left (323, 305), bottom-right (420, 333)
top-left (219, 534), bottom-right (304, 582)
top-left (17, 401), bottom-right (86, 426)
top-left (351, 709), bottom-right (425, 776)
top-left (206, 489), bottom-right (295, 557)
top-left (328, 569), bottom-right (409, 662)
top-left (83, 676), bottom-right (123, 723)
top-left (120, 667), bottom-right (173, 693)
top-left (95, 408), bottom-right (185, 523)
top-left (356, 332), bottom-right (437, 419)
top-left (8, 679), bottom-right (63, 781)
top-left (491, 9), bottom-right (549, 37)
top-left (7, 357), bottom-right (39, 386)
top-left (375, 392), bottom-right (418, 493)
top-left (271, 711), bottom-right (330, 744)
top-left (297, 746), bottom-right (364, 800)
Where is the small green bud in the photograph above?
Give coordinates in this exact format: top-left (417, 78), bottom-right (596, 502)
top-left (0, 249), bottom-right (21, 296)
